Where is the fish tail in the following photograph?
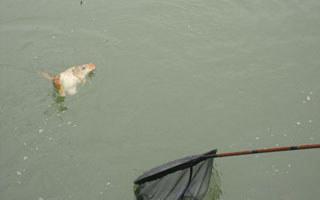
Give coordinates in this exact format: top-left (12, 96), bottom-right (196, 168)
top-left (39, 71), bottom-right (55, 81)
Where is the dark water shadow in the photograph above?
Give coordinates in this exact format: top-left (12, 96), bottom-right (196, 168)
top-left (43, 90), bottom-right (67, 116)
top-left (52, 92), bottom-right (68, 112)
top-left (87, 70), bottom-right (96, 79)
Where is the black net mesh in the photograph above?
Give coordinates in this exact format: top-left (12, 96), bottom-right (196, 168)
top-left (134, 150), bottom-right (217, 200)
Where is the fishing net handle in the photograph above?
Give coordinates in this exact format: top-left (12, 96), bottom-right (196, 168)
top-left (204, 144), bottom-right (320, 159)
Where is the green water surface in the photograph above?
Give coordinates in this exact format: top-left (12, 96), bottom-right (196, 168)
top-left (1, 1), bottom-right (320, 200)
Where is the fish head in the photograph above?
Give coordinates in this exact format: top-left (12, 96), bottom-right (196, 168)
top-left (75, 63), bottom-right (96, 77)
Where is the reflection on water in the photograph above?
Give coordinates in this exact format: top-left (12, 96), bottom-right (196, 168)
top-left (52, 93), bottom-right (67, 112)
top-left (205, 165), bottom-right (222, 200)
top-left (43, 90), bottom-right (67, 116)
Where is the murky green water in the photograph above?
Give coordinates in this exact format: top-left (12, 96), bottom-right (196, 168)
top-left (1, 1), bottom-right (320, 199)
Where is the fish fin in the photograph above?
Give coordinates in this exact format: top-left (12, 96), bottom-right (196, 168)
top-left (39, 71), bottom-right (55, 81)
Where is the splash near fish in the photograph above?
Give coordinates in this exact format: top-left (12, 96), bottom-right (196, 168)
top-left (40, 63), bottom-right (96, 96)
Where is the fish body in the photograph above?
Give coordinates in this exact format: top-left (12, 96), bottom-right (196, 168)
top-left (40, 63), bottom-right (96, 96)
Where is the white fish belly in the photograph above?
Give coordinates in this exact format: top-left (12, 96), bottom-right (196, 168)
top-left (60, 72), bottom-right (81, 95)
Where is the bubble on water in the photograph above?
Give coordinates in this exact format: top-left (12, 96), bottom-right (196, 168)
top-left (306, 96), bottom-right (311, 101)
top-left (99, 191), bottom-right (103, 195)
top-left (255, 137), bottom-right (260, 140)
top-left (52, 35), bottom-right (56, 39)
top-left (39, 197), bottom-right (44, 200)
top-left (271, 165), bottom-right (279, 173)
top-left (23, 142), bottom-right (27, 146)
top-left (23, 156), bottom-right (28, 160)
top-left (48, 137), bottom-right (53, 141)
top-left (17, 181), bottom-right (22, 184)
top-left (302, 100), bottom-right (307, 104)
top-left (296, 121), bottom-right (301, 126)
top-left (38, 129), bottom-right (44, 133)
top-left (309, 137), bottom-right (314, 141)
top-left (106, 182), bottom-right (111, 186)
top-left (288, 164), bottom-right (291, 168)
top-left (308, 120), bottom-right (313, 123)
top-left (16, 171), bottom-right (22, 176)
top-left (72, 124), bottom-right (77, 127)
top-left (309, 91), bottom-right (313, 95)
top-left (283, 134), bottom-right (287, 137)
top-left (35, 146), bottom-right (39, 151)
top-left (67, 121), bottom-right (72, 125)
